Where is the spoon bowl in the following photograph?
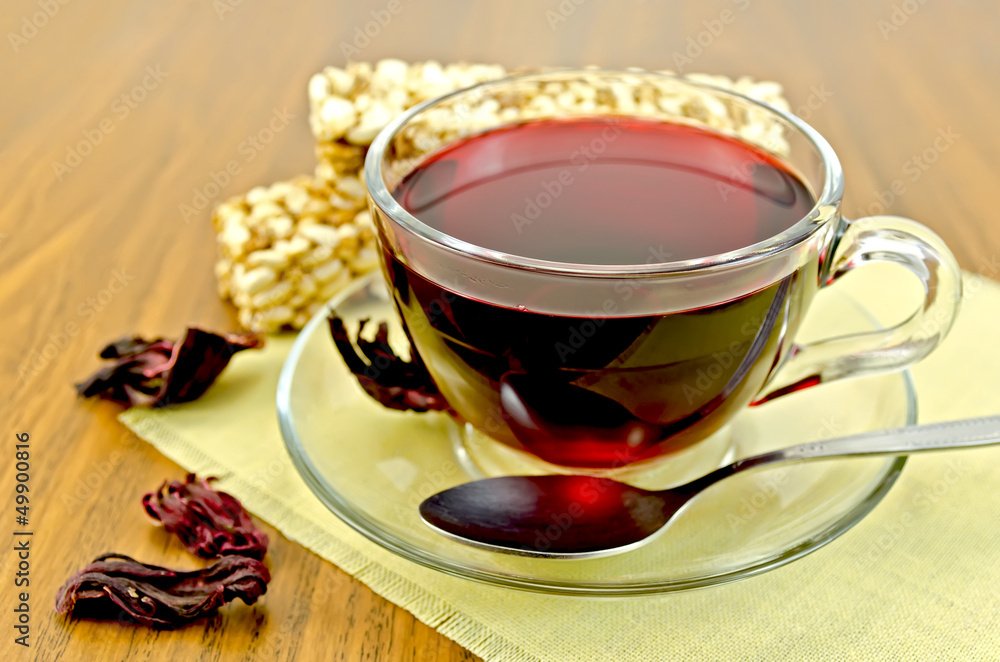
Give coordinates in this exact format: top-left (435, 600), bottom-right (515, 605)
top-left (420, 474), bottom-right (692, 558)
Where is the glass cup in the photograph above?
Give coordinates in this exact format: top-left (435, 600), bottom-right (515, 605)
top-left (363, 69), bottom-right (961, 476)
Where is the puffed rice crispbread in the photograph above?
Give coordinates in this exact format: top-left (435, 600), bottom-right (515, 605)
top-left (212, 172), bottom-right (377, 332)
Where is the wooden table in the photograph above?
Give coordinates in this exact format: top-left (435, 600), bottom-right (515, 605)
top-left (2, 1), bottom-right (997, 659)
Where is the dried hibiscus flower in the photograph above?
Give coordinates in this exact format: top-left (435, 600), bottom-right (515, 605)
top-left (54, 553), bottom-right (269, 629)
top-left (329, 315), bottom-right (454, 414)
top-left (143, 474), bottom-right (268, 561)
top-left (75, 328), bottom-right (263, 408)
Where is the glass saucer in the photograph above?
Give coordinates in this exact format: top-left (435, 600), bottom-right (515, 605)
top-left (277, 273), bottom-right (915, 596)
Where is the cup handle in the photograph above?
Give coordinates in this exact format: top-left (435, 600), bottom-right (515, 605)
top-left (752, 215), bottom-right (963, 405)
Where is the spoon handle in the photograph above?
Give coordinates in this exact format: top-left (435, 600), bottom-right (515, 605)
top-left (736, 415), bottom-right (1000, 471)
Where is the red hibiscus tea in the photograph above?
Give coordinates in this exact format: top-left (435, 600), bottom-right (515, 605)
top-left (386, 117), bottom-right (817, 468)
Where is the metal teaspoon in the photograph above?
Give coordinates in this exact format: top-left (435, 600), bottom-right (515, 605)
top-left (419, 416), bottom-right (1000, 558)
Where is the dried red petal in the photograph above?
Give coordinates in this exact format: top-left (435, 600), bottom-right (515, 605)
top-left (329, 315), bottom-right (455, 414)
top-left (143, 474), bottom-right (268, 561)
top-left (54, 553), bottom-right (269, 629)
top-left (75, 328), bottom-right (263, 408)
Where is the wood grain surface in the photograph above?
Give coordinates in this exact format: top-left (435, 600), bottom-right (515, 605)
top-left (1, 1), bottom-right (997, 660)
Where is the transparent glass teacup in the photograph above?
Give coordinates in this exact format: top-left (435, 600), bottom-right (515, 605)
top-left (364, 69), bottom-right (962, 473)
